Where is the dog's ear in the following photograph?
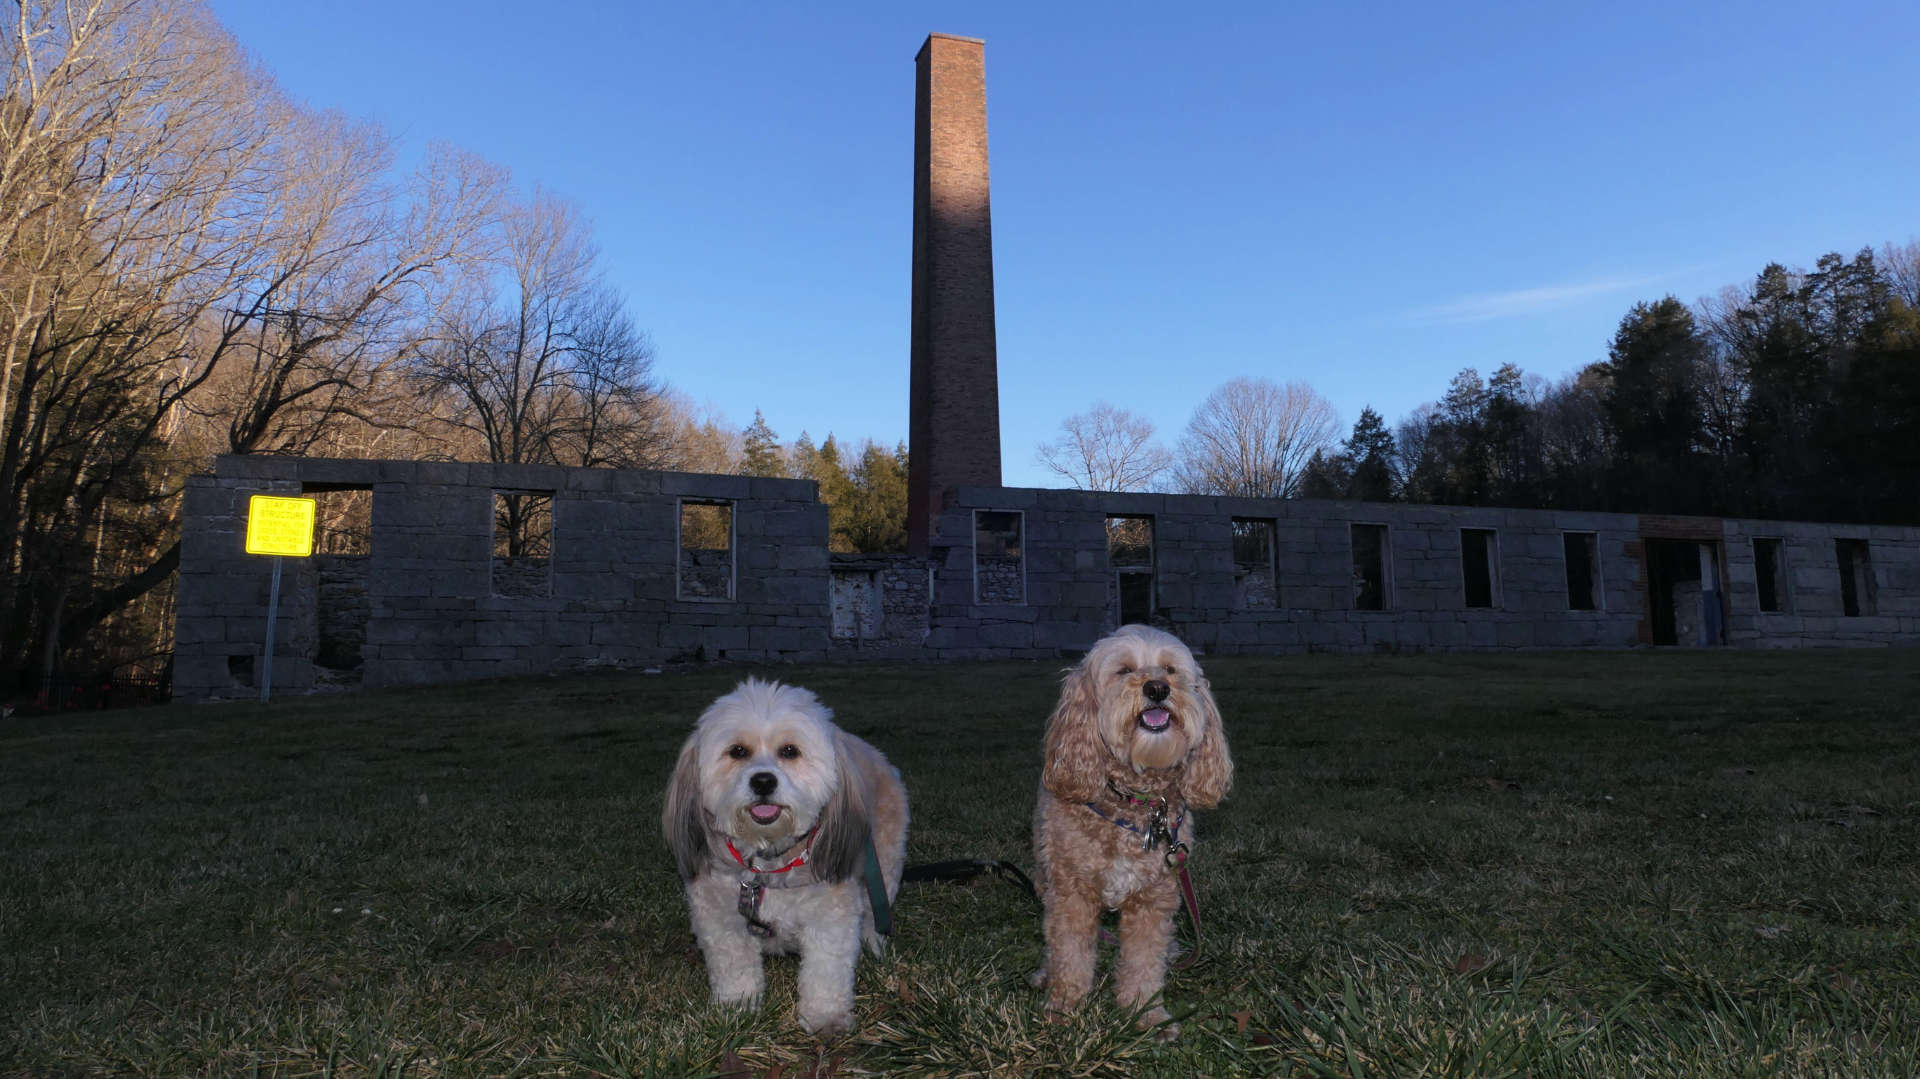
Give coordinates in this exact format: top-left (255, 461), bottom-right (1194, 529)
top-left (1178, 676), bottom-right (1233, 809)
top-left (1041, 659), bottom-right (1106, 804)
top-left (662, 733), bottom-right (709, 881)
top-left (807, 731), bottom-right (873, 884)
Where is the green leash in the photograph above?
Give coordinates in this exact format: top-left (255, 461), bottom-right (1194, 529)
top-left (863, 835), bottom-right (893, 936)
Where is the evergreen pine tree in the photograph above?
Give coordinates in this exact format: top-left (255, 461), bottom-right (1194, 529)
top-left (1344, 406), bottom-right (1398, 501)
top-left (838, 442), bottom-right (909, 552)
top-left (1602, 297), bottom-right (1707, 512)
top-left (740, 410), bottom-right (785, 478)
top-left (787, 430), bottom-right (817, 480)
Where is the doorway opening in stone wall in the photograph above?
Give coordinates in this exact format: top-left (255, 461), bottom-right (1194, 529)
top-left (1107, 515), bottom-right (1154, 626)
top-left (830, 568), bottom-right (881, 641)
top-left (1643, 538), bottom-right (1725, 646)
top-left (302, 485), bottom-right (372, 690)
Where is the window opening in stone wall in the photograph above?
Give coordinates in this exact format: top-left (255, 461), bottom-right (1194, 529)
top-left (1564, 532), bottom-right (1600, 611)
top-left (306, 487), bottom-right (372, 554)
top-left (492, 491), bottom-right (553, 599)
top-left (1461, 528), bottom-right (1498, 609)
top-left (303, 485), bottom-right (373, 684)
top-left (1231, 518), bottom-right (1278, 610)
top-left (1753, 537), bottom-right (1788, 613)
top-left (973, 510), bottom-right (1025, 604)
top-left (1835, 538), bottom-right (1875, 616)
top-left (1350, 523), bottom-right (1389, 610)
top-left (679, 500), bottom-right (735, 601)
top-left (1108, 515), bottom-right (1155, 625)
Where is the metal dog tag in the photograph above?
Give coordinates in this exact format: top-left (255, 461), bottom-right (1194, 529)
top-left (738, 879), bottom-right (775, 938)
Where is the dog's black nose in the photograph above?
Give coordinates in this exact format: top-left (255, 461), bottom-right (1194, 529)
top-left (1143, 679), bottom-right (1170, 702)
top-left (749, 772), bottom-right (778, 797)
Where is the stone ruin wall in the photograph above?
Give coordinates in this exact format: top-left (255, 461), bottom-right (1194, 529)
top-left (174, 456), bottom-right (1920, 700)
top-left (922, 487), bottom-right (1920, 657)
top-left (176, 456), bottom-right (830, 699)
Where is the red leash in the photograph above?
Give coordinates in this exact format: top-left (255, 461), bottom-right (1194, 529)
top-left (1170, 853), bottom-right (1203, 970)
top-left (1086, 835), bottom-right (1204, 969)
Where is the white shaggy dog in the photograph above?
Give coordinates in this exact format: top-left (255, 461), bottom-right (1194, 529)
top-left (663, 678), bottom-right (908, 1038)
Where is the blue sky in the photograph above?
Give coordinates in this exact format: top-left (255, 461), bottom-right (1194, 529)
top-left (210, 1), bottom-right (1920, 488)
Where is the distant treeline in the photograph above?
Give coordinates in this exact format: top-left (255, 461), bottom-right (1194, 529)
top-left (1303, 245), bottom-right (1920, 525)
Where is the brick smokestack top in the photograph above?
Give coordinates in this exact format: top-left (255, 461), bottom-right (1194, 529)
top-left (908, 32), bottom-right (1001, 556)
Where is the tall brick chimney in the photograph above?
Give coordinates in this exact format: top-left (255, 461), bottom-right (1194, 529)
top-left (908, 32), bottom-right (1001, 556)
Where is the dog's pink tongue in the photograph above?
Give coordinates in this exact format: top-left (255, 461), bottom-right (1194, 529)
top-left (749, 804), bottom-right (782, 823)
top-left (1141, 708), bottom-right (1171, 731)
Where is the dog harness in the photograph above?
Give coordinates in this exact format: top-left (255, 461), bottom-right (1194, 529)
top-left (727, 830), bottom-right (818, 938)
top-left (725, 829), bottom-right (894, 940)
top-left (1082, 779), bottom-right (1204, 968)
top-left (1084, 779), bottom-right (1190, 868)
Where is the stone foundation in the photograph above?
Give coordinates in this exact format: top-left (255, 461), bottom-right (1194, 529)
top-left (173, 456), bottom-right (1920, 699)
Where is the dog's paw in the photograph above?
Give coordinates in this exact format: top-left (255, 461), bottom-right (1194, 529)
top-left (1136, 1005), bottom-right (1179, 1041)
top-left (711, 985), bottom-right (764, 1011)
top-left (1028, 966), bottom-right (1048, 990)
top-left (798, 1006), bottom-right (854, 1041)
top-left (1042, 991), bottom-right (1084, 1023)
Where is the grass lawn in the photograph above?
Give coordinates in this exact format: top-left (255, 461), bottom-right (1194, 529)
top-left (2, 648), bottom-right (1918, 1078)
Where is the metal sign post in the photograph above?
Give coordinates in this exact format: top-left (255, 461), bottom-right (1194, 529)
top-left (244, 494), bottom-right (317, 704)
top-left (261, 556), bottom-right (283, 703)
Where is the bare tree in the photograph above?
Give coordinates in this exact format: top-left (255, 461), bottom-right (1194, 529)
top-left (1036, 402), bottom-right (1171, 492)
top-left (0, 0), bottom-right (286, 685)
top-left (408, 188), bottom-right (662, 557)
top-left (1530, 367), bottom-right (1612, 510)
top-left (1392, 403), bottom-right (1445, 504)
top-left (183, 133), bottom-right (505, 458)
top-left (547, 291), bottom-right (667, 468)
top-left (654, 393), bottom-right (740, 474)
top-left (1880, 240), bottom-right (1920, 312)
top-left (0, 0), bottom-right (506, 687)
top-left (1171, 377), bottom-right (1339, 499)
top-left (411, 189), bottom-right (660, 471)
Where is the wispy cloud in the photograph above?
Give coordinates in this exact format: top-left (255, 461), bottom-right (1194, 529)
top-left (1403, 274), bottom-right (1668, 326)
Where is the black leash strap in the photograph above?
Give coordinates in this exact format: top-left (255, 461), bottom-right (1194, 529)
top-left (901, 858), bottom-right (1040, 905)
top-left (863, 835), bottom-right (893, 936)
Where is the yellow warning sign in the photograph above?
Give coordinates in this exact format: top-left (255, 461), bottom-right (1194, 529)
top-left (244, 495), bottom-right (316, 557)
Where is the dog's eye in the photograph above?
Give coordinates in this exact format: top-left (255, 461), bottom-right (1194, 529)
top-left (778, 744), bottom-right (801, 759)
top-left (727, 744), bottom-right (749, 760)
top-left (1117, 665), bottom-right (1133, 676)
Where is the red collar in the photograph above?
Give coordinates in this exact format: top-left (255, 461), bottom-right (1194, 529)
top-left (725, 828), bottom-right (818, 874)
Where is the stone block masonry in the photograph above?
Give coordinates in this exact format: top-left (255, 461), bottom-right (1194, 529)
top-left (925, 487), bottom-right (1920, 660)
top-left (174, 456), bottom-right (1920, 700)
top-left (175, 456), bottom-right (829, 699)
